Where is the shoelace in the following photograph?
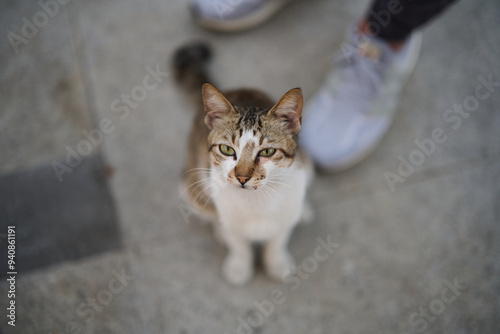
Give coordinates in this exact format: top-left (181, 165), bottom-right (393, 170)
top-left (324, 38), bottom-right (389, 115)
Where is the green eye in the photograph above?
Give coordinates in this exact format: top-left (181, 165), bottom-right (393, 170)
top-left (219, 145), bottom-right (235, 156)
top-left (259, 148), bottom-right (276, 157)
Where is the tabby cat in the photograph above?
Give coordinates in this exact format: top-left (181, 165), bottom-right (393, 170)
top-left (174, 43), bottom-right (313, 285)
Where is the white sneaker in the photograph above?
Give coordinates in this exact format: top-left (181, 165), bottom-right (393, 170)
top-left (190, 0), bottom-right (295, 32)
top-left (300, 27), bottom-right (422, 171)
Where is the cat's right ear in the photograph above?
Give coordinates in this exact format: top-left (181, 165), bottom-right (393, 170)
top-left (202, 83), bottom-right (235, 129)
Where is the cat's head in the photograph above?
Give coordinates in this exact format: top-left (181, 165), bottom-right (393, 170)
top-left (202, 83), bottom-right (303, 190)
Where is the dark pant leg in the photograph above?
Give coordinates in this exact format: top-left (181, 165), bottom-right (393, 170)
top-left (367, 0), bottom-right (459, 42)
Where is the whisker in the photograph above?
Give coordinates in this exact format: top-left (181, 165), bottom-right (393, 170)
top-left (269, 176), bottom-right (292, 182)
top-left (179, 179), bottom-right (217, 207)
top-left (270, 173), bottom-right (292, 177)
top-left (266, 180), bottom-right (294, 189)
top-left (183, 168), bottom-right (225, 178)
top-left (260, 184), bottom-right (273, 203)
top-left (184, 171), bottom-right (224, 179)
top-left (264, 183), bottom-right (284, 202)
top-left (182, 167), bottom-right (211, 176)
top-left (193, 182), bottom-right (215, 205)
top-left (177, 178), bottom-right (211, 208)
top-left (184, 170), bottom-right (224, 177)
top-left (182, 177), bottom-right (213, 192)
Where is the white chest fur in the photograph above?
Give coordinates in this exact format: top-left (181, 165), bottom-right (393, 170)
top-left (210, 162), bottom-right (309, 242)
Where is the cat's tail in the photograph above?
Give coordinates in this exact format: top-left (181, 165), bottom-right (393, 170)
top-left (172, 42), bottom-right (212, 107)
top-left (173, 42), bottom-right (218, 222)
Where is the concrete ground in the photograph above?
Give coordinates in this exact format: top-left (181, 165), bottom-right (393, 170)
top-left (0, 0), bottom-right (499, 333)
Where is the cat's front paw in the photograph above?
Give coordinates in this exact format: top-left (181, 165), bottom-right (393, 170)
top-left (222, 254), bottom-right (254, 286)
top-left (265, 251), bottom-right (295, 282)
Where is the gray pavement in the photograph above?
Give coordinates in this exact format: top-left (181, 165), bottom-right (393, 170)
top-left (0, 0), bottom-right (499, 333)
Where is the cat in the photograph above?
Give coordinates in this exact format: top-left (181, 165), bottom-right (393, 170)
top-left (174, 42), bottom-right (313, 286)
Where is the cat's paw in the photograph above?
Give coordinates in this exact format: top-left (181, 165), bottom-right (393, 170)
top-left (222, 255), bottom-right (254, 286)
top-left (265, 251), bottom-right (295, 282)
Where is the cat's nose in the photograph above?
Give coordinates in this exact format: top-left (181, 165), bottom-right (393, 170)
top-left (236, 175), bottom-right (251, 186)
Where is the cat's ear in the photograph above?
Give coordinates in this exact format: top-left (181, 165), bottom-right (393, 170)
top-left (202, 83), bottom-right (235, 129)
top-left (268, 88), bottom-right (303, 135)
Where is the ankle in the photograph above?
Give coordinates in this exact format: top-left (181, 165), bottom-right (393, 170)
top-left (358, 19), bottom-right (407, 52)
top-left (387, 40), bottom-right (406, 51)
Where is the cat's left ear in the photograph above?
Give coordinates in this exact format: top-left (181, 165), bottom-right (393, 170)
top-left (268, 88), bottom-right (303, 135)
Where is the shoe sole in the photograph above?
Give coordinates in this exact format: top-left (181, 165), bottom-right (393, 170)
top-left (190, 0), bottom-right (295, 33)
top-left (318, 32), bottom-right (423, 174)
